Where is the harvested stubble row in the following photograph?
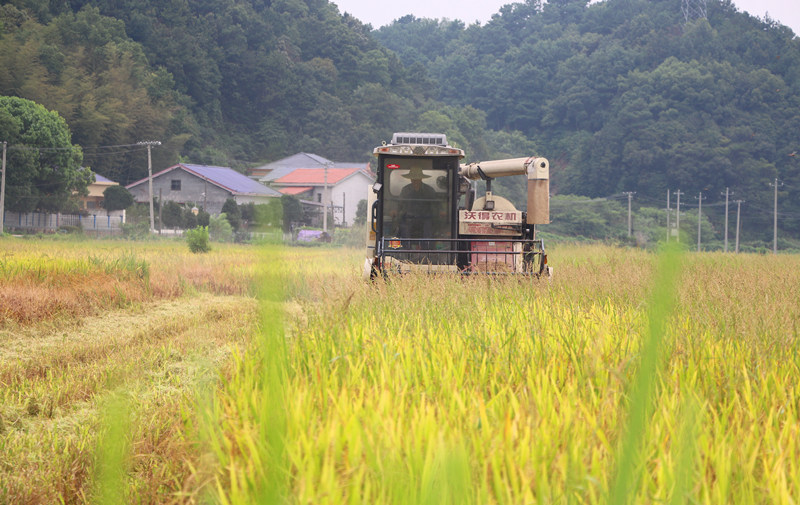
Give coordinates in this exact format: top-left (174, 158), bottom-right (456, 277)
top-left (0, 239), bottom-right (262, 503)
top-left (0, 292), bottom-right (258, 503)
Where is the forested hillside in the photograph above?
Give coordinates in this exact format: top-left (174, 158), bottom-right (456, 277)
top-left (1, 0), bottom-right (799, 243)
top-left (376, 0), bottom-right (800, 241)
top-left (0, 0), bottom-right (490, 184)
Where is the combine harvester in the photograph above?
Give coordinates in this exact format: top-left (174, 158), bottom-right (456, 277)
top-left (364, 132), bottom-right (551, 279)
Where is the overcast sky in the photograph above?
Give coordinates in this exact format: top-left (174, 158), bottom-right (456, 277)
top-left (331, 0), bottom-right (800, 35)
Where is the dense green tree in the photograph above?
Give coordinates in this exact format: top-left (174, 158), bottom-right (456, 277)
top-left (196, 209), bottom-right (210, 227)
top-left (102, 184), bottom-right (134, 211)
top-left (161, 200), bottom-right (183, 228)
top-left (1, 0), bottom-right (430, 177)
top-left (182, 208), bottom-right (198, 229)
top-left (239, 202), bottom-right (255, 228)
top-left (354, 198), bottom-right (367, 224)
top-left (281, 195), bottom-right (302, 232)
top-left (220, 197), bottom-right (241, 231)
top-left (0, 96), bottom-right (89, 212)
top-left (209, 213), bottom-right (234, 241)
top-left (253, 200), bottom-right (282, 230)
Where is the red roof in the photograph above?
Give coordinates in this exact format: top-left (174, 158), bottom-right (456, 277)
top-left (273, 168), bottom-right (365, 185)
top-left (279, 186), bottom-right (313, 195)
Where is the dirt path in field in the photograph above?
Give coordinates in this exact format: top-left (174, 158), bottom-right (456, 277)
top-left (0, 293), bottom-right (260, 504)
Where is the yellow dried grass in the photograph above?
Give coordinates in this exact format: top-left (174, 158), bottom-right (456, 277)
top-left (0, 239), bottom-right (259, 326)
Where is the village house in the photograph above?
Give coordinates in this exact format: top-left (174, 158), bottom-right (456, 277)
top-left (269, 167), bottom-right (373, 226)
top-left (250, 152), bottom-right (368, 181)
top-left (126, 163), bottom-right (281, 215)
top-left (80, 173), bottom-right (118, 211)
top-left (252, 152), bottom-right (373, 226)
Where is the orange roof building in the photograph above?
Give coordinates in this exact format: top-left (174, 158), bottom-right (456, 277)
top-left (251, 152), bottom-right (369, 181)
top-left (269, 167), bottom-right (374, 226)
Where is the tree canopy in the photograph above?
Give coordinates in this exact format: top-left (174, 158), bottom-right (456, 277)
top-left (0, 96), bottom-right (89, 212)
top-left (102, 184), bottom-right (134, 211)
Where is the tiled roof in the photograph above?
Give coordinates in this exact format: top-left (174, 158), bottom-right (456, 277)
top-left (127, 164), bottom-right (281, 197)
top-left (182, 164), bottom-right (281, 195)
top-left (254, 152), bottom-right (370, 182)
top-left (93, 174), bottom-right (116, 184)
top-left (272, 167), bottom-right (368, 185)
top-left (278, 186), bottom-right (313, 195)
top-left (87, 174), bottom-right (118, 197)
top-left (253, 152), bottom-right (331, 172)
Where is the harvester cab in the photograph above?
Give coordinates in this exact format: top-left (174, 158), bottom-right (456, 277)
top-left (364, 132), bottom-right (551, 279)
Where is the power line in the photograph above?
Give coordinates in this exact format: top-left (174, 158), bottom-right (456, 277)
top-left (546, 188), bottom-right (800, 251)
top-left (8, 142), bottom-right (148, 152)
top-left (750, 207), bottom-right (800, 218)
top-left (81, 147), bottom-right (151, 159)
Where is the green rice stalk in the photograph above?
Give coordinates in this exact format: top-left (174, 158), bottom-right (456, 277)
top-left (609, 243), bottom-right (683, 505)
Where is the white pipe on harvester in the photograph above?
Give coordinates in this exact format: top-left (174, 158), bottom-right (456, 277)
top-left (459, 157), bottom-right (533, 180)
top-left (459, 157), bottom-right (550, 225)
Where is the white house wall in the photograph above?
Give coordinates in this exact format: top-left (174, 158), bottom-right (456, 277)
top-left (310, 172), bottom-right (373, 226)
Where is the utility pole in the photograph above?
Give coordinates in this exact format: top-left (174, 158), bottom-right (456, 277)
top-left (734, 199), bottom-right (744, 253)
top-left (769, 178), bottom-right (783, 254)
top-left (0, 141), bottom-right (6, 235)
top-left (323, 162), bottom-right (330, 233)
top-left (138, 141), bottom-right (161, 233)
top-left (721, 187), bottom-right (731, 252)
top-left (623, 191), bottom-right (635, 237)
top-left (695, 191), bottom-right (706, 252)
top-left (674, 189), bottom-right (684, 242)
top-left (666, 190), bottom-right (671, 242)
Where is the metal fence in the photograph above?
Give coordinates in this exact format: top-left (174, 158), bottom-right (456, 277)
top-left (2, 211), bottom-right (126, 234)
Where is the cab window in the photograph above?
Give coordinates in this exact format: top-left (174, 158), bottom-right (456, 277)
top-left (382, 157), bottom-right (452, 240)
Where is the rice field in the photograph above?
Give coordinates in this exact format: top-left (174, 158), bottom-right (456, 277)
top-left (1, 238), bottom-right (799, 504)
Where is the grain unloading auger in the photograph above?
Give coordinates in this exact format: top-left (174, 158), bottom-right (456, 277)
top-left (364, 132), bottom-right (551, 279)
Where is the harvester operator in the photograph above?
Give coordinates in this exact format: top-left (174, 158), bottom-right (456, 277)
top-left (397, 165), bottom-right (441, 240)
